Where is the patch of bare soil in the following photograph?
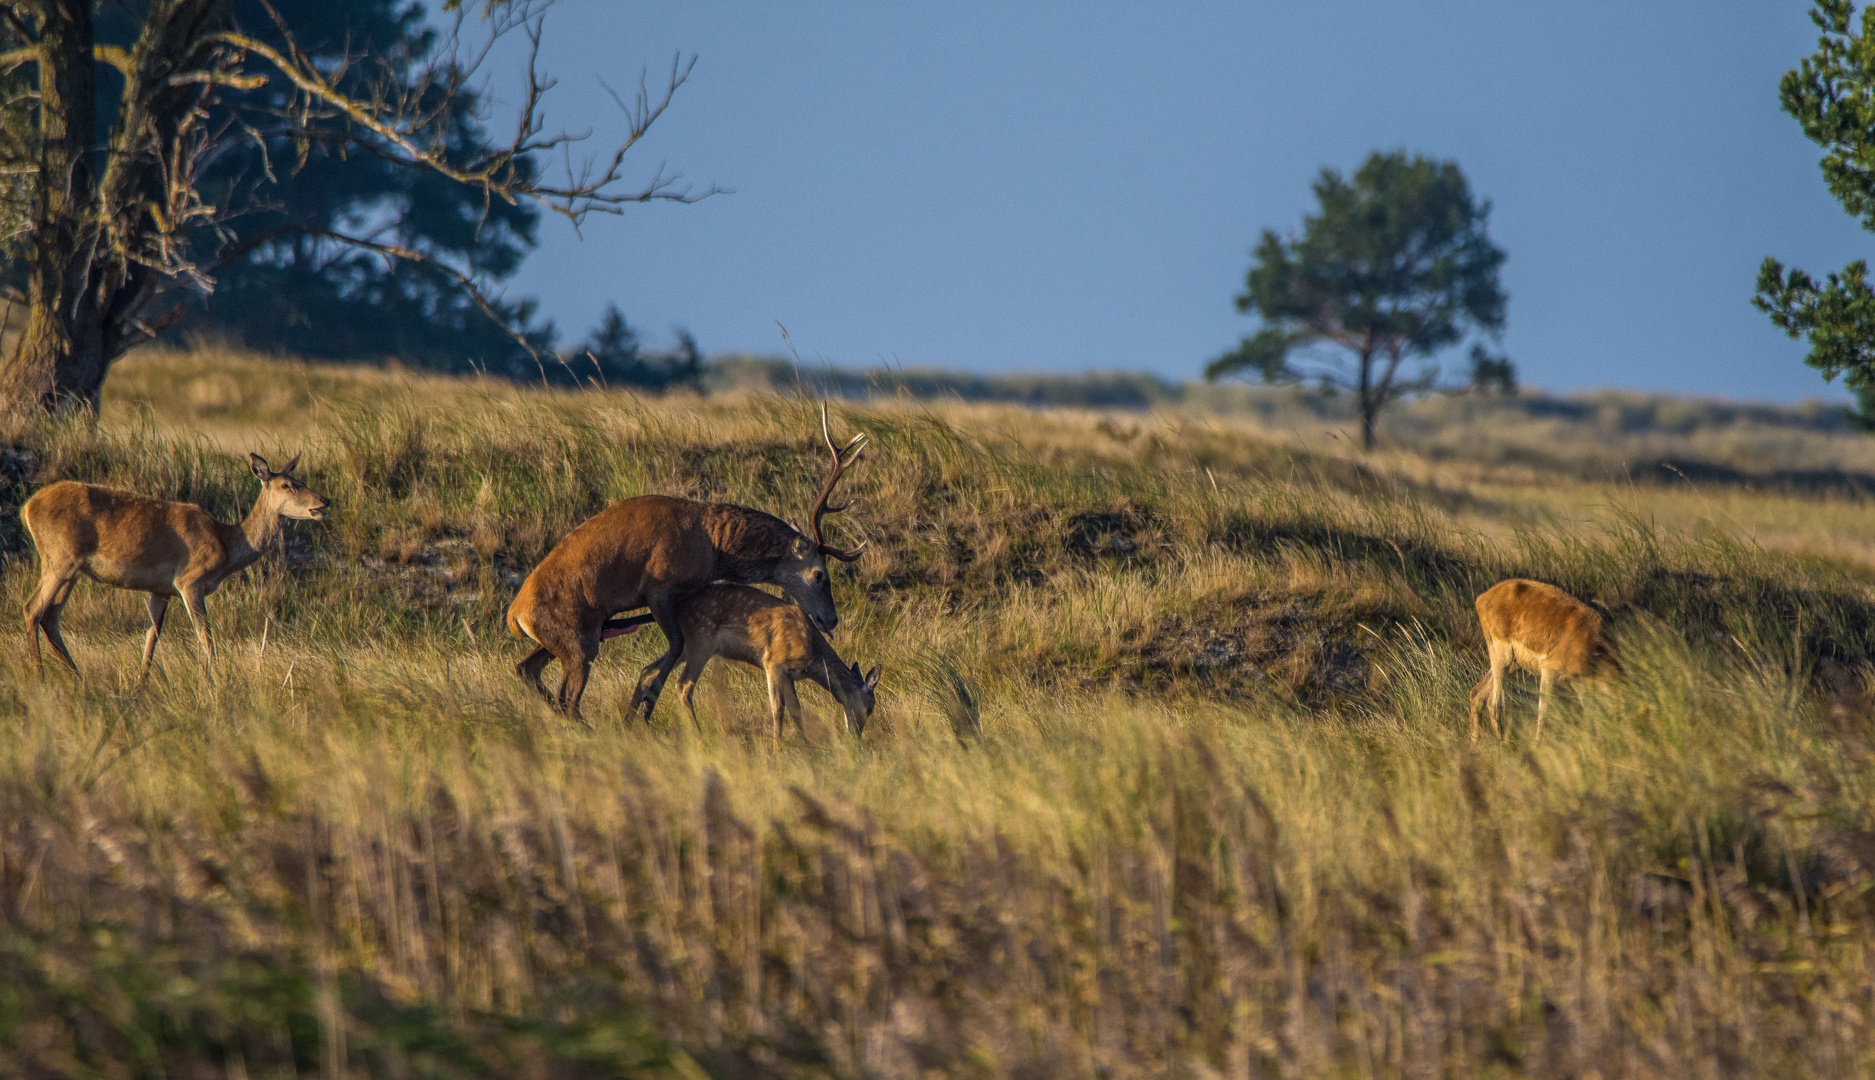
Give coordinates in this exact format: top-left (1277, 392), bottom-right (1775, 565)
top-left (1136, 595), bottom-right (1377, 703)
top-left (1035, 589), bottom-right (1393, 705)
top-left (360, 535), bottom-right (520, 610)
top-left (1063, 500), bottom-right (1168, 560)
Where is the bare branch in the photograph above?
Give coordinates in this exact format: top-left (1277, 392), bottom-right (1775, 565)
top-left (166, 69), bottom-right (267, 90)
top-left (92, 44), bottom-right (131, 75)
top-left (213, 17), bottom-right (718, 228)
top-left (291, 228), bottom-right (544, 366)
top-left (197, 224), bottom-right (304, 278)
top-left (0, 8), bottom-right (36, 47)
top-left (107, 301), bottom-right (186, 355)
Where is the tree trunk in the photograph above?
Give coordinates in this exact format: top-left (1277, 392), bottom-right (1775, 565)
top-left (1357, 346), bottom-right (1377, 451)
top-left (6, 0), bottom-right (106, 411)
top-left (17, 300), bottom-right (111, 412)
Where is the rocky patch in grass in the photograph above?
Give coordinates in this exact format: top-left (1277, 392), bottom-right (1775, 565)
top-left (358, 534), bottom-right (521, 611)
top-left (1029, 589), bottom-right (1395, 705)
top-left (863, 503), bottom-right (1058, 596)
top-left (1063, 501), bottom-right (1168, 561)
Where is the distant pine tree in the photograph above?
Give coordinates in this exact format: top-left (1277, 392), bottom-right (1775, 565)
top-left (665, 330), bottom-right (705, 393)
top-left (564, 306), bottom-right (705, 392)
top-left (1466, 345), bottom-right (1518, 395)
top-left (1207, 150), bottom-right (1509, 449)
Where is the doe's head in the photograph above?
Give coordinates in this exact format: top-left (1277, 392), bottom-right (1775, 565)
top-left (1590, 635), bottom-right (1624, 681)
top-left (835, 661), bottom-right (883, 737)
top-left (249, 452), bottom-right (332, 521)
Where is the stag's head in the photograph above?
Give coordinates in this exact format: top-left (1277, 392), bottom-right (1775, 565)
top-left (770, 405), bottom-right (868, 636)
top-left (249, 453), bottom-right (332, 521)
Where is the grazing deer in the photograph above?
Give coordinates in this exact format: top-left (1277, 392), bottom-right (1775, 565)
top-left (608, 585), bottom-right (881, 738)
top-left (1467, 578), bottom-right (1621, 742)
top-left (22, 454), bottom-right (331, 678)
top-left (507, 404), bottom-right (868, 723)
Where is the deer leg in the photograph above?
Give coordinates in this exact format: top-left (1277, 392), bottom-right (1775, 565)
top-left (1486, 644), bottom-right (1508, 740)
top-left (140, 594), bottom-right (170, 680)
top-left (553, 633), bottom-right (601, 727)
top-left (676, 651), bottom-right (709, 732)
top-left (22, 591), bottom-right (40, 675)
top-left (23, 572), bottom-right (50, 674)
top-left (1467, 673), bottom-right (1493, 742)
top-left (515, 647), bottom-right (557, 705)
top-left (765, 667), bottom-right (788, 741)
top-left (40, 604), bottom-right (77, 675)
top-left (40, 575), bottom-right (80, 675)
top-left (778, 678), bottom-right (805, 740)
top-left (628, 595), bottom-right (685, 724)
top-left (1534, 669), bottom-right (1555, 744)
top-left (1462, 641), bottom-right (1507, 742)
top-left (24, 568), bottom-right (80, 675)
top-left (178, 585), bottom-right (215, 678)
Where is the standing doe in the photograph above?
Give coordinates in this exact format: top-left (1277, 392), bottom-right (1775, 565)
top-left (1468, 578), bottom-right (1621, 742)
top-left (608, 584), bottom-right (881, 738)
top-left (22, 453), bottom-right (331, 678)
top-left (507, 404), bottom-right (868, 723)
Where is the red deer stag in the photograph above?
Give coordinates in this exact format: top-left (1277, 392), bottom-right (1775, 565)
top-left (610, 584), bottom-right (880, 738)
top-left (507, 405), bottom-right (868, 723)
top-left (1468, 578), bottom-right (1621, 742)
top-left (22, 454), bottom-right (331, 678)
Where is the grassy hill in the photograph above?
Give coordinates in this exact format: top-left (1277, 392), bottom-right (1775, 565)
top-left (2, 346), bottom-right (1875, 1076)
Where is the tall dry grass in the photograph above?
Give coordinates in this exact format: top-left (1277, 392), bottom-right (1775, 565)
top-left (0, 348), bottom-right (1873, 1076)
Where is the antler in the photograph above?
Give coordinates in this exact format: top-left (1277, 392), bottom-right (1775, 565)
top-left (810, 401), bottom-right (869, 562)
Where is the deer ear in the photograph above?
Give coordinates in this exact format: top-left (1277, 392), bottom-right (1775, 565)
top-left (863, 665), bottom-right (881, 690)
top-left (280, 453), bottom-right (301, 476)
top-left (248, 453), bottom-right (271, 480)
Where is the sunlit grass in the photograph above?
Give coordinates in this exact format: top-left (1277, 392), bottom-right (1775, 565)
top-left (0, 347), bottom-right (1873, 1075)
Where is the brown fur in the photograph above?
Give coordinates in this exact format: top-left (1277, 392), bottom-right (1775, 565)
top-left (669, 585), bottom-right (880, 739)
top-left (21, 454), bottom-right (330, 678)
top-left (1467, 578), bottom-right (1621, 742)
top-left (507, 408), bottom-right (869, 725)
top-left (704, 505), bottom-right (803, 565)
top-left (505, 496), bottom-right (849, 723)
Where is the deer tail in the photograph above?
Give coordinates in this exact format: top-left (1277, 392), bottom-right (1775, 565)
top-left (505, 597), bottom-right (534, 642)
top-left (18, 493), bottom-right (40, 555)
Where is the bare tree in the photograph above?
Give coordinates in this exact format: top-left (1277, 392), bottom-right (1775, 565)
top-left (0, 0), bottom-right (710, 410)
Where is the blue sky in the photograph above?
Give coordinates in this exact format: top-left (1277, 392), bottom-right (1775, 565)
top-left (472, 2), bottom-right (1870, 401)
